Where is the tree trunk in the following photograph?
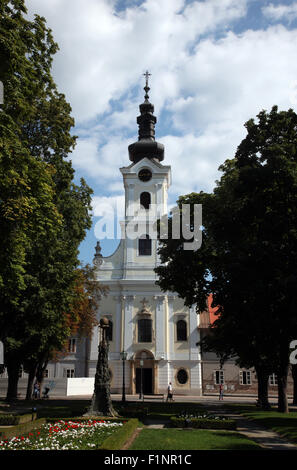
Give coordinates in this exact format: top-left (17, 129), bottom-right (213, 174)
top-left (6, 360), bottom-right (21, 402)
top-left (36, 357), bottom-right (49, 397)
top-left (255, 365), bottom-right (270, 410)
top-left (26, 363), bottom-right (38, 400)
top-left (292, 365), bottom-right (297, 405)
top-left (277, 344), bottom-right (289, 413)
top-left (277, 365), bottom-right (289, 413)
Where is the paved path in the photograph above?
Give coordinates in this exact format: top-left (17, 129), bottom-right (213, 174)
top-left (230, 414), bottom-right (297, 450)
top-left (207, 406), bottom-right (297, 450)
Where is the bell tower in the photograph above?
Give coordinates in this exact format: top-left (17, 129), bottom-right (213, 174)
top-left (120, 72), bottom-right (171, 280)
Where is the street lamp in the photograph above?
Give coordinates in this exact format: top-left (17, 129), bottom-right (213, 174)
top-left (139, 359), bottom-right (144, 401)
top-left (120, 351), bottom-right (127, 403)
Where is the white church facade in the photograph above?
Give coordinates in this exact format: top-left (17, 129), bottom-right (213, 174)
top-left (87, 77), bottom-right (203, 396)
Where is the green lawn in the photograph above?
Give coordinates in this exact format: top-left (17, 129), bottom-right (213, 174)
top-left (222, 404), bottom-right (297, 444)
top-left (129, 428), bottom-right (262, 450)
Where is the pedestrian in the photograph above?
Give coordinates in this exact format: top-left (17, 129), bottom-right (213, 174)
top-left (166, 382), bottom-right (174, 402)
top-left (219, 383), bottom-right (224, 401)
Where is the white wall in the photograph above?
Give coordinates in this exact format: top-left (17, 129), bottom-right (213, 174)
top-left (66, 378), bottom-right (94, 396)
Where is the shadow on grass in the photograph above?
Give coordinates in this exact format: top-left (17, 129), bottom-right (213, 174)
top-left (129, 428), bottom-right (263, 451)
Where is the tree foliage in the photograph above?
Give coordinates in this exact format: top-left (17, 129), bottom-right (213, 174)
top-left (0, 0), bottom-right (94, 400)
top-left (156, 106), bottom-right (297, 412)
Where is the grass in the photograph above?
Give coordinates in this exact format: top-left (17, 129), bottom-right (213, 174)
top-left (221, 403), bottom-right (297, 444)
top-left (129, 428), bottom-right (262, 450)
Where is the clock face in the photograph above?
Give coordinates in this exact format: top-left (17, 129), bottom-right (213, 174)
top-left (138, 168), bottom-right (152, 182)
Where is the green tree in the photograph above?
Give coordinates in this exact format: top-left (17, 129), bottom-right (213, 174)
top-left (0, 116), bottom-right (63, 400)
top-left (0, 0), bottom-right (93, 400)
top-left (156, 106), bottom-right (297, 413)
top-left (24, 265), bottom-right (108, 400)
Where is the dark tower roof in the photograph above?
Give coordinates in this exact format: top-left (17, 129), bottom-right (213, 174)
top-left (128, 71), bottom-right (164, 163)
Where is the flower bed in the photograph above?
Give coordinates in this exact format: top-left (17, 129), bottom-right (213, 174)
top-left (170, 412), bottom-right (236, 430)
top-left (0, 419), bottom-right (123, 450)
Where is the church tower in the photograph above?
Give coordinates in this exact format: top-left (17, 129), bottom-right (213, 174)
top-left (89, 74), bottom-right (202, 397)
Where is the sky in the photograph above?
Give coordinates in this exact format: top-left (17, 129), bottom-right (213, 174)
top-left (25, 0), bottom-right (297, 263)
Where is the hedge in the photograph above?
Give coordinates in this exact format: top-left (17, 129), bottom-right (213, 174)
top-left (44, 416), bottom-right (127, 424)
top-left (170, 416), bottom-right (237, 430)
top-left (0, 412), bottom-right (37, 426)
top-left (0, 418), bottom-right (46, 440)
top-left (99, 419), bottom-right (139, 450)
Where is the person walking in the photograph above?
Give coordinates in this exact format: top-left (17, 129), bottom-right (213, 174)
top-left (166, 382), bottom-right (174, 402)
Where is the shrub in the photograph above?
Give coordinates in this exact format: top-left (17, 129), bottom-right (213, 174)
top-left (0, 413), bottom-right (37, 426)
top-left (0, 418), bottom-right (46, 440)
top-left (100, 419), bottom-right (139, 450)
top-left (170, 416), bottom-right (237, 430)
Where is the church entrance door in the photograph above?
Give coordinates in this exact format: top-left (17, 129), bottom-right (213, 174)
top-left (136, 368), bottom-right (153, 394)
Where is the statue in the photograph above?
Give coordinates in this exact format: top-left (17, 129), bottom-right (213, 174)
top-left (85, 317), bottom-right (117, 417)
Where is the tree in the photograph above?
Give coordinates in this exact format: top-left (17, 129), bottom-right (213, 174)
top-left (24, 264), bottom-right (108, 400)
top-left (0, 0), bottom-right (93, 400)
top-left (0, 116), bottom-right (63, 400)
top-left (156, 106), bottom-right (297, 412)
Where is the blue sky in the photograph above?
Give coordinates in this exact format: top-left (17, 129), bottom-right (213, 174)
top-left (25, 0), bottom-right (297, 264)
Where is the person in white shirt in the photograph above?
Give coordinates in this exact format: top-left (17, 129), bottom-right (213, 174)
top-left (166, 382), bottom-right (174, 402)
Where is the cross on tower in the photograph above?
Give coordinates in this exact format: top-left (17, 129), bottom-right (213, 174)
top-left (143, 70), bottom-right (151, 88)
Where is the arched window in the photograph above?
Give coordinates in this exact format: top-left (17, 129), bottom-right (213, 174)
top-left (176, 320), bottom-right (187, 341)
top-left (138, 318), bottom-right (152, 343)
top-left (139, 235), bottom-right (152, 256)
top-left (106, 320), bottom-right (113, 342)
top-left (140, 192), bottom-right (151, 210)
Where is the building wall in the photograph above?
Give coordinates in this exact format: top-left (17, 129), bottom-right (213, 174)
top-left (201, 360), bottom-right (294, 396)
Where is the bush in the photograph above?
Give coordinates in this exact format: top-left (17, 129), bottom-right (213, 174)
top-left (100, 419), bottom-right (139, 450)
top-left (0, 415), bottom-right (19, 426)
top-left (0, 418), bottom-right (46, 440)
top-left (0, 413), bottom-right (37, 426)
top-left (170, 416), bottom-right (237, 430)
top-left (116, 406), bottom-right (149, 419)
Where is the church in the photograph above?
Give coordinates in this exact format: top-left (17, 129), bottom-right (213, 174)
top-left (87, 74), bottom-right (203, 396)
top-left (0, 75), bottom-right (289, 398)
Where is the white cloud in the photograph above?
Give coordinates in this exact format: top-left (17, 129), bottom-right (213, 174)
top-left (25, 0), bottom-right (248, 123)
top-left (23, 1), bottom-right (297, 262)
top-left (262, 2), bottom-right (297, 23)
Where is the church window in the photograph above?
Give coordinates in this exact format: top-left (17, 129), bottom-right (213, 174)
top-left (140, 192), bottom-right (151, 210)
top-left (138, 318), bottom-right (152, 342)
top-left (177, 368), bottom-right (188, 385)
top-left (176, 320), bottom-right (187, 341)
top-left (139, 235), bottom-right (152, 256)
top-left (239, 370), bottom-right (251, 385)
top-left (106, 320), bottom-right (113, 342)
